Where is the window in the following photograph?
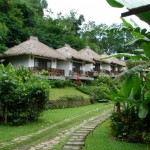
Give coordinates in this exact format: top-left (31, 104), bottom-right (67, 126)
top-left (34, 58), bottom-right (51, 70)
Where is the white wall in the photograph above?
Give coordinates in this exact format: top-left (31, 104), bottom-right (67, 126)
top-left (57, 59), bottom-right (72, 76)
top-left (115, 66), bottom-right (118, 71)
top-left (84, 63), bottom-right (94, 71)
top-left (51, 59), bottom-right (57, 68)
top-left (100, 63), bottom-right (111, 71)
top-left (8, 55), bottom-right (29, 68)
top-left (29, 55), bottom-right (34, 67)
top-left (80, 62), bottom-right (85, 72)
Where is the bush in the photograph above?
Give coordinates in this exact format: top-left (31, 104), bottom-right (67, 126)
top-left (0, 64), bottom-right (50, 125)
top-left (49, 79), bottom-right (73, 88)
top-left (91, 74), bottom-right (120, 93)
top-left (111, 108), bottom-right (150, 143)
top-left (47, 95), bottom-right (91, 109)
top-left (76, 85), bottom-right (110, 102)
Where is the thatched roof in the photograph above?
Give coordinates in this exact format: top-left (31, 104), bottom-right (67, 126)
top-left (110, 57), bottom-right (126, 66)
top-left (3, 36), bottom-right (65, 60)
top-left (56, 44), bottom-right (93, 63)
top-left (79, 46), bottom-right (101, 62)
top-left (99, 53), bottom-right (126, 66)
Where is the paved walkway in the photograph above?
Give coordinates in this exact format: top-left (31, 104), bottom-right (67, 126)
top-left (0, 105), bottom-right (112, 150)
top-left (29, 110), bottom-right (112, 150)
top-left (62, 110), bottom-right (112, 150)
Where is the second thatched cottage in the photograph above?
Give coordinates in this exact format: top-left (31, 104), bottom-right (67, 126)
top-left (56, 44), bottom-right (94, 80)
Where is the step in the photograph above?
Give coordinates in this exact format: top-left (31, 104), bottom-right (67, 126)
top-left (63, 145), bottom-right (81, 150)
top-left (68, 138), bottom-right (84, 142)
top-left (66, 141), bottom-right (84, 145)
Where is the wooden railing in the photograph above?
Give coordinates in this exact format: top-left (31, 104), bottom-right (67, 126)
top-left (29, 67), bottom-right (64, 76)
top-left (69, 68), bottom-right (85, 76)
top-left (86, 69), bottom-right (122, 77)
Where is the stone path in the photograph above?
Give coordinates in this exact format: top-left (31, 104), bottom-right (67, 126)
top-left (62, 110), bottom-right (112, 150)
top-left (29, 110), bottom-right (112, 150)
top-left (0, 105), bottom-right (112, 150)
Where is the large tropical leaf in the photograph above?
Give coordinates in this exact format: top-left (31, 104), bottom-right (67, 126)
top-left (120, 75), bottom-right (133, 98)
top-left (128, 38), bottom-right (150, 46)
top-left (142, 42), bottom-right (150, 59)
top-left (138, 105), bottom-right (148, 118)
top-left (106, 0), bottom-right (150, 25)
top-left (106, 0), bottom-right (123, 8)
top-left (121, 17), bottom-right (133, 29)
top-left (132, 74), bottom-right (142, 97)
top-left (146, 74), bottom-right (150, 90)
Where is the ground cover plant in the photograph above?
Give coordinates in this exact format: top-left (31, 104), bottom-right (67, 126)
top-left (83, 120), bottom-right (149, 150)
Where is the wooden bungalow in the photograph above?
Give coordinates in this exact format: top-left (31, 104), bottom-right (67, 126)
top-left (79, 46), bottom-right (110, 77)
top-left (56, 44), bottom-right (94, 80)
top-left (80, 46), bottom-right (126, 77)
top-left (2, 36), bottom-right (66, 80)
top-left (99, 53), bottom-right (126, 76)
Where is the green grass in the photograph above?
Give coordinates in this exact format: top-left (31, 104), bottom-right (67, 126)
top-left (83, 120), bottom-right (150, 150)
top-left (0, 104), bottom-right (112, 143)
top-left (49, 87), bottom-right (90, 100)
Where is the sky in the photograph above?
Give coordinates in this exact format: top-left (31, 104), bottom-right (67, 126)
top-left (46, 0), bottom-right (149, 29)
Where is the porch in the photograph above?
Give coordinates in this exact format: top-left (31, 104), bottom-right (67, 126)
top-left (29, 67), bottom-right (65, 80)
top-left (86, 69), bottom-right (121, 77)
top-left (69, 69), bottom-right (94, 80)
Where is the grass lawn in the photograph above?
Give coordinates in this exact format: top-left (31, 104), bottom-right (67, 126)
top-left (0, 102), bottom-right (112, 149)
top-left (83, 120), bottom-right (150, 150)
top-left (49, 87), bottom-right (89, 100)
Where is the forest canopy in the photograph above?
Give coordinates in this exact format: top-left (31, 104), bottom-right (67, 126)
top-left (0, 0), bottom-right (136, 54)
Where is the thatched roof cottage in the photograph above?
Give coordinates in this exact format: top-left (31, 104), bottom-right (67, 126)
top-left (2, 36), bottom-right (66, 79)
top-left (56, 44), bottom-right (94, 79)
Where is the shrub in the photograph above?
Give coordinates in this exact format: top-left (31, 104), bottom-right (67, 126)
top-left (109, 73), bottom-right (150, 144)
top-left (47, 95), bottom-right (91, 109)
top-left (91, 74), bottom-right (120, 93)
top-left (0, 64), bottom-right (50, 125)
top-left (76, 85), bottom-right (110, 102)
top-left (111, 107), bottom-right (150, 143)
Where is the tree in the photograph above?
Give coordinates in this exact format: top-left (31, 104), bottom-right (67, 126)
top-left (82, 23), bottom-right (136, 54)
top-left (0, 64), bottom-right (49, 125)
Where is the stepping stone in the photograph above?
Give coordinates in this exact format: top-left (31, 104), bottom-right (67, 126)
top-left (73, 133), bottom-right (87, 136)
top-left (68, 138), bottom-right (84, 142)
top-left (70, 136), bottom-right (85, 139)
top-left (76, 131), bottom-right (89, 133)
top-left (66, 141), bottom-right (84, 145)
top-left (63, 145), bottom-right (81, 150)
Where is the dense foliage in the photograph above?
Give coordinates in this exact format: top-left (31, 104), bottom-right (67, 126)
top-left (106, 15), bottom-right (150, 144)
top-left (0, 0), bottom-right (136, 53)
top-left (76, 74), bottom-right (119, 102)
top-left (0, 64), bottom-right (50, 125)
top-left (49, 79), bottom-right (73, 88)
top-left (109, 73), bottom-right (150, 143)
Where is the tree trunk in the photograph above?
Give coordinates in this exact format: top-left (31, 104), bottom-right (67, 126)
top-left (116, 102), bottom-right (120, 112)
top-left (4, 105), bottom-right (7, 124)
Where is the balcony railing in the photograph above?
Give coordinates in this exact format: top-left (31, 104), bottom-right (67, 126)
top-left (29, 67), bottom-right (64, 76)
top-left (86, 69), bottom-right (122, 77)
